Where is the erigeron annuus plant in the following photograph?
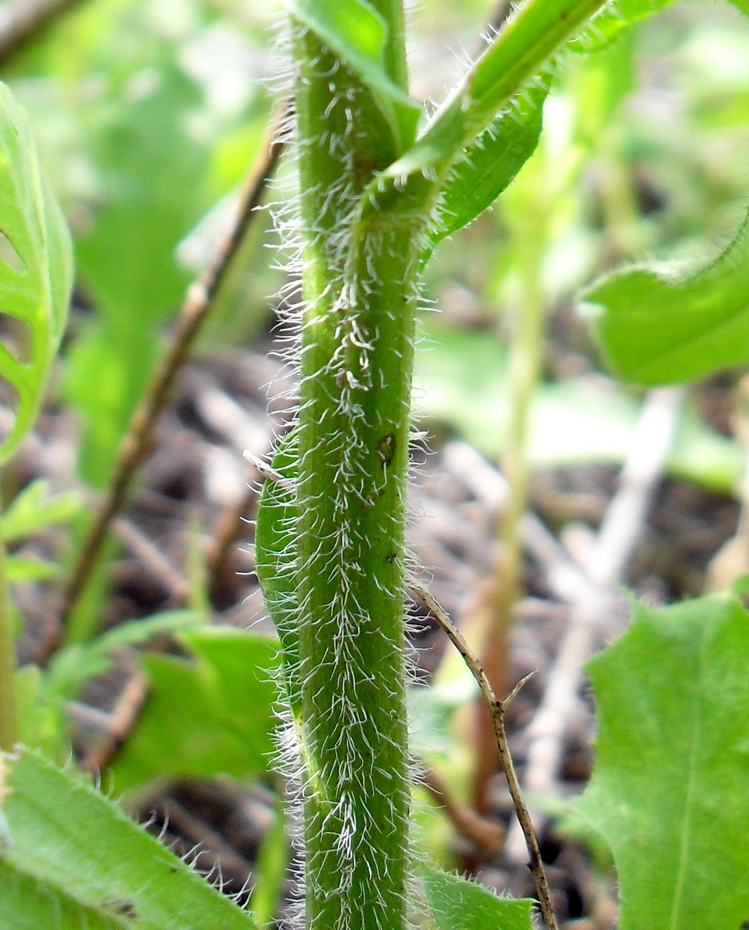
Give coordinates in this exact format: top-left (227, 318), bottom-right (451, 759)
top-left (255, 1), bottom-right (614, 928)
top-left (4, 2), bottom-right (749, 929)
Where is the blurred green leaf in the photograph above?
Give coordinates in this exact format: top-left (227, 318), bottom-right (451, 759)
top-left (48, 609), bottom-right (207, 699)
top-left (76, 66), bottom-right (209, 325)
top-left (4, 555), bottom-right (59, 582)
top-left (584, 207), bottom-right (749, 385)
top-left (0, 747), bottom-right (257, 929)
top-left (571, 32), bottom-right (635, 146)
top-left (1, 479), bottom-right (82, 542)
top-left (421, 866), bottom-right (534, 929)
top-left (68, 63), bottom-right (214, 486)
top-left (0, 83), bottom-right (72, 464)
top-left (250, 805), bottom-right (289, 929)
top-left (111, 627), bottom-right (280, 791)
top-left (415, 320), bottom-right (743, 490)
top-left (63, 322), bottom-right (158, 486)
top-left (577, 591), bottom-right (749, 929)
top-left (572, 0), bottom-right (676, 52)
top-left (282, 0), bottom-right (420, 151)
top-left (14, 665), bottom-right (68, 762)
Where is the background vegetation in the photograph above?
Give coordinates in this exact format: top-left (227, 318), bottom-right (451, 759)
top-left (1, 0), bottom-right (749, 927)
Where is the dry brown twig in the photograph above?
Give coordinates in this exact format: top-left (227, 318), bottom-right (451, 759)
top-left (505, 385), bottom-right (683, 860)
top-left (76, 666), bottom-right (149, 774)
top-left (54, 102), bottom-right (288, 646)
top-left (409, 578), bottom-right (559, 930)
top-left (420, 767), bottom-right (505, 856)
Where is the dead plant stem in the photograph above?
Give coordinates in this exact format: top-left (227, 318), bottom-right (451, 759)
top-left (473, 217), bottom-right (546, 812)
top-left (55, 104), bottom-right (286, 648)
top-left (410, 579), bottom-right (559, 930)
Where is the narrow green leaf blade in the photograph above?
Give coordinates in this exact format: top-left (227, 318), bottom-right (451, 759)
top-left (1, 479), bottom-right (82, 542)
top-left (584, 207), bottom-right (749, 384)
top-left (576, 591), bottom-right (749, 930)
top-left (283, 0), bottom-right (420, 150)
top-left (425, 82), bottom-right (547, 259)
top-left (0, 747), bottom-right (257, 929)
top-left (468, 0), bottom-right (606, 118)
top-left (0, 83), bottom-right (72, 463)
top-left (572, 0), bottom-right (676, 52)
top-left (421, 866), bottom-right (534, 929)
top-left (111, 627), bottom-right (280, 791)
top-left (254, 434), bottom-right (301, 709)
top-left (47, 609), bottom-right (207, 699)
top-left (4, 554), bottom-right (59, 582)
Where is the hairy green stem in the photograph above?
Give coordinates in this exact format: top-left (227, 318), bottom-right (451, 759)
top-left (0, 492), bottom-right (18, 751)
top-left (286, 1), bottom-right (616, 925)
top-left (291, 8), bottom-right (421, 928)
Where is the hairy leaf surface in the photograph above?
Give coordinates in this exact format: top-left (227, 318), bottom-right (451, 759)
top-left (421, 866), bottom-right (534, 929)
top-left (0, 748), bottom-right (257, 929)
top-left (583, 207), bottom-right (749, 384)
top-left (424, 82), bottom-right (547, 260)
top-left (576, 589), bottom-right (749, 929)
top-left (254, 433), bottom-right (301, 709)
top-left (0, 83), bottom-right (72, 463)
top-left (572, 0), bottom-right (676, 51)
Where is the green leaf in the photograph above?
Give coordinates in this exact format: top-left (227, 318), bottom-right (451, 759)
top-left (1, 479), bottom-right (82, 542)
top-left (584, 207), bottom-right (749, 385)
top-left (111, 627), bottom-right (280, 791)
top-left (572, 0), bottom-right (676, 52)
top-left (729, 0), bottom-right (749, 15)
top-left (76, 66), bottom-right (210, 326)
top-left (70, 65), bottom-right (213, 486)
top-left (0, 747), bottom-right (257, 929)
top-left (424, 82), bottom-right (547, 260)
top-left (254, 432), bottom-right (301, 709)
top-left (47, 609), bottom-right (207, 699)
top-left (4, 554), bottom-right (60, 582)
top-left (576, 592), bottom-right (749, 930)
top-left (467, 0), bottom-right (606, 118)
top-left (377, 0), bottom-right (608, 196)
top-left (283, 0), bottom-right (420, 151)
top-left (420, 866), bottom-right (534, 929)
top-left (63, 322), bottom-right (158, 486)
top-left (0, 83), bottom-right (72, 464)
top-left (250, 805), bottom-right (289, 929)
top-left (14, 665), bottom-right (68, 763)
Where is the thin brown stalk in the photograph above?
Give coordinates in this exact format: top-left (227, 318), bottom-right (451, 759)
top-left (409, 579), bottom-right (558, 930)
top-left (420, 766), bottom-right (504, 856)
top-left (55, 104), bottom-right (287, 647)
top-left (79, 667), bottom-right (149, 774)
top-left (0, 0), bottom-right (87, 66)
